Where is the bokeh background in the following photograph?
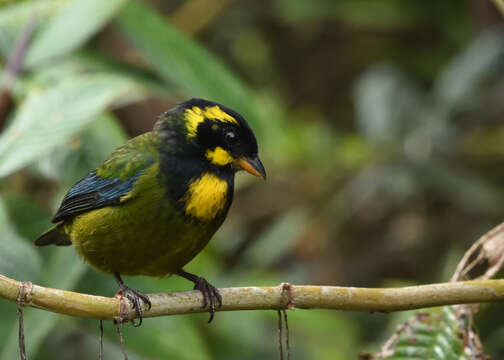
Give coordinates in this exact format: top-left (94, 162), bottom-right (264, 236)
top-left (1, 0), bottom-right (504, 359)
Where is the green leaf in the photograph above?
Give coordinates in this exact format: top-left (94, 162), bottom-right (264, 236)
top-left (434, 28), bottom-right (504, 110)
top-left (0, 73), bottom-right (140, 178)
top-left (116, 0), bottom-right (259, 125)
top-left (0, 1), bottom-right (59, 59)
top-left (3, 192), bottom-right (51, 240)
top-left (36, 113), bottom-right (128, 185)
top-left (24, 0), bottom-right (128, 68)
top-left (375, 307), bottom-right (481, 359)
top-left (16, 50), bottom-right (169, 101)
top-left (0, 197), bottom-right (41, 281)
top-left (73, 50), bottom-right (177, 97)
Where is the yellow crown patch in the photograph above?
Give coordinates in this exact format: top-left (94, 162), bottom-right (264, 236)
top-left (185, 106), bottom-right (238, 138)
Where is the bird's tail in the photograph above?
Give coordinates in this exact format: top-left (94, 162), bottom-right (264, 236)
top-left (34, 223), bottom-right (72, 246)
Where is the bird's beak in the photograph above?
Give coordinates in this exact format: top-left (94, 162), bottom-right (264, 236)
top-left (236, 156), bottom-right (266, 180)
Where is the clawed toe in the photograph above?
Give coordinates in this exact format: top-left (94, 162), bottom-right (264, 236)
top-left (176, 270), bottom-right (222, 323)
top-left (193, 277), bottom-right (222, 323)
top-left (114, 273), bottom-right (151, 327)
top-left (128, 289), bottom-right (151, 311)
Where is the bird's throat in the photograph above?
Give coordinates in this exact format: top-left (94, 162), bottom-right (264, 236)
top-left (182, 172), bottom-right (230, 222)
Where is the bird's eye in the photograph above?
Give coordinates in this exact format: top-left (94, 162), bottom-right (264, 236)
top-left (225, 131), bottom-right (237, 145)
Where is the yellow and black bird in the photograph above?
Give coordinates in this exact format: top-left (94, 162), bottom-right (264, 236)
top-left (35, 98), bottom-right (266, 324)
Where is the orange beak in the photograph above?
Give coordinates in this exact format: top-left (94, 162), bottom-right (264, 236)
top-left (236, 156), bottom-right (266, 180)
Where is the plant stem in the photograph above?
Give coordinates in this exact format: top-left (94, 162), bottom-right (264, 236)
top-left (2, 274), bottom-right (504, 322)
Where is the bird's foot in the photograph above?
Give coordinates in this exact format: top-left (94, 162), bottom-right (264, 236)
top-left (193, 277), bottom-right (222, 323)
top-left (176, 270), bottom-right (222, 323)
top-left (114, 273), bottom-right (151, 327)
top-left (116, 286), bottom-right (152, 327)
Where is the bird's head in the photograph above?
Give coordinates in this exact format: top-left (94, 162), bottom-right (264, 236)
top-left (156, 98), bottom-right (266, 180)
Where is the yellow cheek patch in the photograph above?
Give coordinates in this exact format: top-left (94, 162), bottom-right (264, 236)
top-left (184, 173), bottom-right (228, 221)
top-left (205, 147), bottom-right (234, 166)
top-left (185, 105), bottom-right (238, 138)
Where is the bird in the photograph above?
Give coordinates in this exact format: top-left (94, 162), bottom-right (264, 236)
top-left (34, 98), bottom-right (266, 325)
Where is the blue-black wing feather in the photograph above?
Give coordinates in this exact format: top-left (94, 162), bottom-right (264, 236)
top-left (51, 170), bottom-right (140, 223)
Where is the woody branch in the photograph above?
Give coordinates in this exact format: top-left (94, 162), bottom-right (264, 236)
top-left (1, 274), bottom-right (504, 322)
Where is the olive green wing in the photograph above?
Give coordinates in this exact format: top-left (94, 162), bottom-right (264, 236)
top-left (52, 132), bottom-right (160, 222)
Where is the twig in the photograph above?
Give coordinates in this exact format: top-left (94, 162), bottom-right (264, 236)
top-left (277, 310), bottom-right (283, 360)
top-left (2, 274), bottom-right (504, 323)
top-left (17, 284), bottom-right (26, 360)
top-left (0, 14), bottom-right (38, 127)
top-left (98, 320), bottom-right (103, 360)
top-left (16, 282), bottom-right (33, 360)
top-left (377, 322), bottom-right (410, 358)
top-left (451, 222), bottom-right (504, 282)
top-left (113, 320), bottom-right (128, 360)
top-left (278, 283), bottom-right (292, 359)
top-left (492, 0), bottom-right (504, 17)
top-left (282, 309), bottom-right (290, 360)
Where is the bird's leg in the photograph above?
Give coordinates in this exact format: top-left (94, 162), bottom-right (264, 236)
top-left (113, 273), bottom-right (151, 327)
top-left (175, 270), bottom-right (222, 323)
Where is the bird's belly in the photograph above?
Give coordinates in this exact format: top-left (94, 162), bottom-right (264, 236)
top-left (67, 200), bottom-right (220, 277)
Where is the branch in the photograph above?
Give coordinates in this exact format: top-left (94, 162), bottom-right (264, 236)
top-left (2, 274), bottom-right (504, 322)
top-left (492, 0), bottom-right (504, 17)
top-left (0, 14), bottom-right (38, 128)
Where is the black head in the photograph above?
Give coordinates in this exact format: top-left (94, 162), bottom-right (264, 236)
top-left (157, 98), bottom-right (266, 179)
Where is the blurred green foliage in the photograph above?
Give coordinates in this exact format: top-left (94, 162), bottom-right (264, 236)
top-left (1, 0), bottom-right (504, 358)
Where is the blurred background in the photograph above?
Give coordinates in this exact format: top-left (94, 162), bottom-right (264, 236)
top-left (1, 0), bottom-right (504, 359)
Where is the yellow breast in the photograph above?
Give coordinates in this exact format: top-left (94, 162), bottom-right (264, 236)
top-left (183, 172), bottom-right (229, 221)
